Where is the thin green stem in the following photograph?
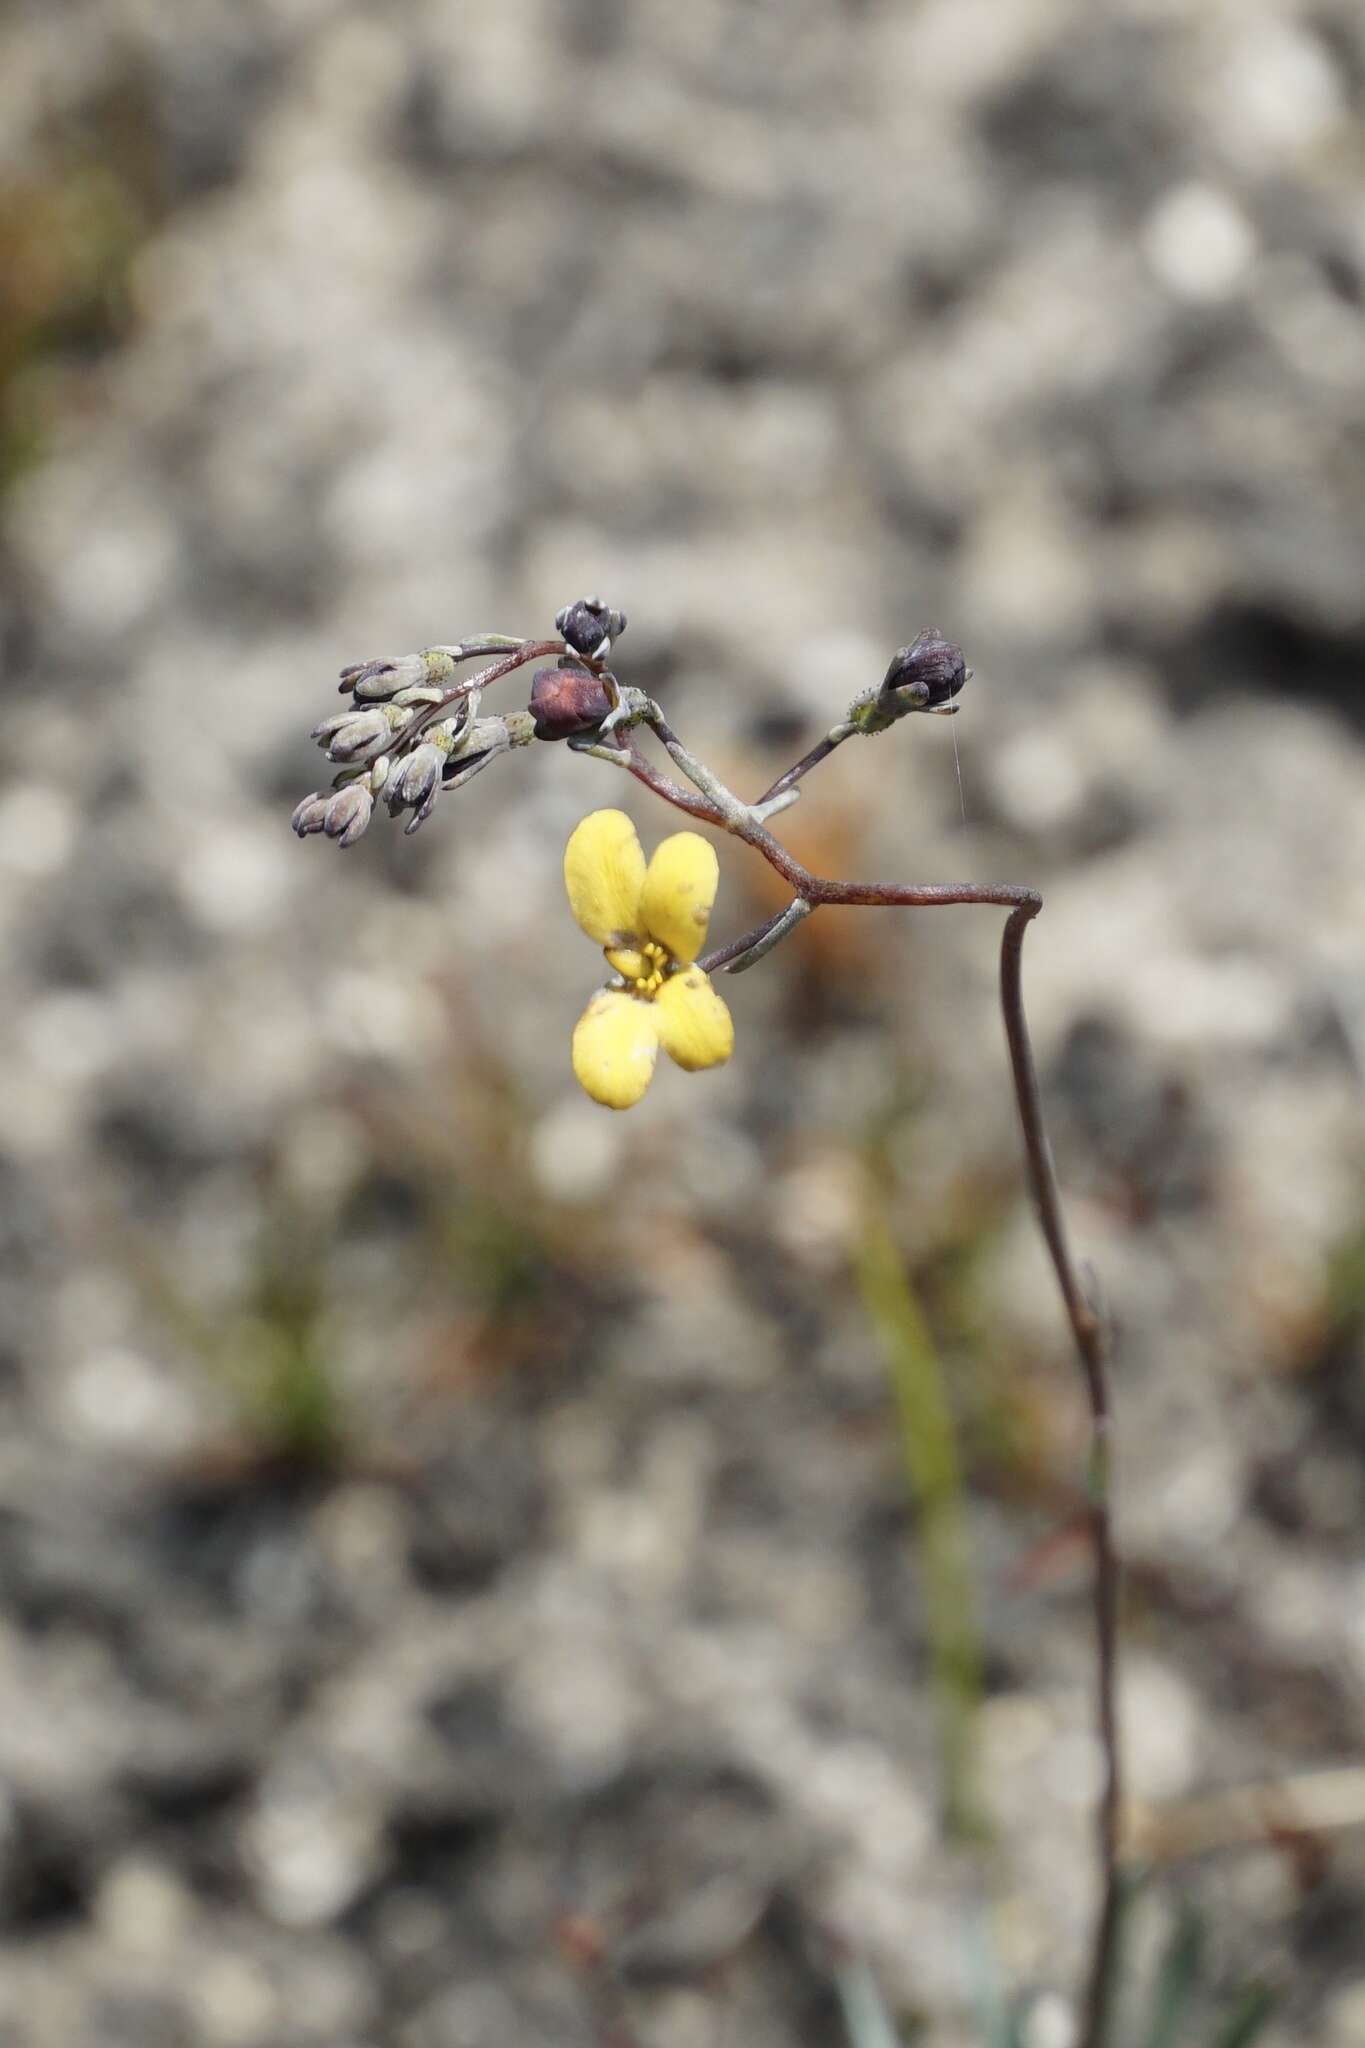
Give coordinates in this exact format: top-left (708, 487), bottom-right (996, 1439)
top-left (856, 1205), bottom-right (988, 1842)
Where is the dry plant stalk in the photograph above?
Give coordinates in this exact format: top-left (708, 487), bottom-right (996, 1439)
top-left (292, 599), bottom-right (1124, 2044)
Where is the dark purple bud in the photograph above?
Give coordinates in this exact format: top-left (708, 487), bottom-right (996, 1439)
top-left (880, 630), bottom-right (971, 708)
top-left (528, 662), bottom-right (614, 741)
top-left (554, 596), bottom-right (626, 662)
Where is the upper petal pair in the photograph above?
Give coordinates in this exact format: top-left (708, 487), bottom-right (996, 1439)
top-left (565, 810), bottom-right (718, 961)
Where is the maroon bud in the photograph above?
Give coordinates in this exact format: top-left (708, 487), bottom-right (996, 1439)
top-left (528, 662), bottom-right (614, 741)
top-left (880, 629), bottom-right (971, 708)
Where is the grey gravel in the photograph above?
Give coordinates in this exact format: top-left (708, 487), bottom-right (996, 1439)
top-left (1, 2), bottom-right (1364, 2045)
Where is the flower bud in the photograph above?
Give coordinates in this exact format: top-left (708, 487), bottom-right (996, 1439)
top-left (528, 662), bottom-right (614, 740)
top-left (343, 705), bottom-right (415, 761)
top-left (439, 712), bottom-right (528, 792)
top-left (554, 596), bottom-right (626, 662)
top-left (291, 792), bottom-right (330, 837)
top-left (338, 653), bottom-right (427, 701)
top-left (323, 783), bottom-right (374, 848)
top-left (880, 630), bottom-right (970, 708)
top-left (385, 741), bottom-right (448, 832)
top-left (310, 710), bottom-right (357, 742)
top-left (311, 706), bottom-right (394, 762)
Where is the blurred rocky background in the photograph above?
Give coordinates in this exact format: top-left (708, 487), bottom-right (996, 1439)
top-left (2, 1), bottom-right (1364, 2043)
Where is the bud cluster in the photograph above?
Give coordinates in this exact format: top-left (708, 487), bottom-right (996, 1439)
top-left (289, 598), bottom-right (971, 851)
top-left (289, 608), bottom-right (628, 849)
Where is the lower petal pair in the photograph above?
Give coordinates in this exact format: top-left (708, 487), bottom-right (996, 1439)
top-left (572, 969), bottom-right (734, 1110)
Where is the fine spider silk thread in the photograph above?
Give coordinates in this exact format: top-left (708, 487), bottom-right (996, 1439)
top-left (948, 696), bottom-right (966, 827)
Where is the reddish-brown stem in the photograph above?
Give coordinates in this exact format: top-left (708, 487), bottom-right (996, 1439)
top-left (1000, 905), bottom-right (1121, 2048)
top-left (399, 638), bottom-right (562, 752)
top-left (614, 742), bottom-right (727, 825)
top-left (614, 740), bottom-right (1040, 914)
top-left (598, 725), bottom-right (1123, 2047)
top-left (754, 732), bottom-right (841, 807)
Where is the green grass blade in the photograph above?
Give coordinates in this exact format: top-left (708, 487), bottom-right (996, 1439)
top-left (1139, 1901), bottom-right (1204, 2048)
top-left (1210, 1984), bottom-right (1275, 2048)
top-left (833, 1956), bottom-right (906, 2048)
top-left (854, 1205), bottom-right (987, 1841)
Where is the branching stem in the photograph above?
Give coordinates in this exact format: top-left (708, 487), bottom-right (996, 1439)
top-left (308, 616), bottom-right (1123, 2041)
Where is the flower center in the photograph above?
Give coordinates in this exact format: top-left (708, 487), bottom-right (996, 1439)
top-left (604, 938), bottom-right (672, 998)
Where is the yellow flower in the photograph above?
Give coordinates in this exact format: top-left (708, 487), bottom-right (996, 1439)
top-left (565, 809), bottom-right (735, 1109)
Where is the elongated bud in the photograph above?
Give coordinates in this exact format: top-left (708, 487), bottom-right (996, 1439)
top-left (386, 744), bottom-right (444, 809)
top-left (528, 662), bottom-right (614, 740)
top-left (880, 629), bottom-right (970, 708)
top-left (310, 710), bottom-right (358, 742)
top-left (323, 783), bottom-right (374, 847)
top-left (554, 596), bottom-right (626, 662)
top-left (312, 706), bottom-right (390, 762)
top-left (439, 712), bottom-right (533, 793)
top-left (339, 654), bottom-right (427, 700)
top-left (384, 739), bottom-right (452, 832)
top-left (291, 792), bottom-right (330, 837)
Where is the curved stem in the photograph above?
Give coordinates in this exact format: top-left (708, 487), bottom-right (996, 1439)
top-left (697, 908), bottom-right (795, 976)
top-left (1000, 906), bottom-right (1121, 2048)
top-left (582, 725), bottom-right (1123, 2043)
top-left (698, 897), bottom-right (813, 975)
top-left (578, 738), bottom-right (727, 826)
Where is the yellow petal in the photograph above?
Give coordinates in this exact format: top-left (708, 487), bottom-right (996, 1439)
top-left (654, 967), bottom-right (734, 1073)
top-left (571, 989), bottom-right (660, 1109)
top-left (564, 810), bottom-right (646, 946)
top-left (640, 832), bottom-right (719, 964)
